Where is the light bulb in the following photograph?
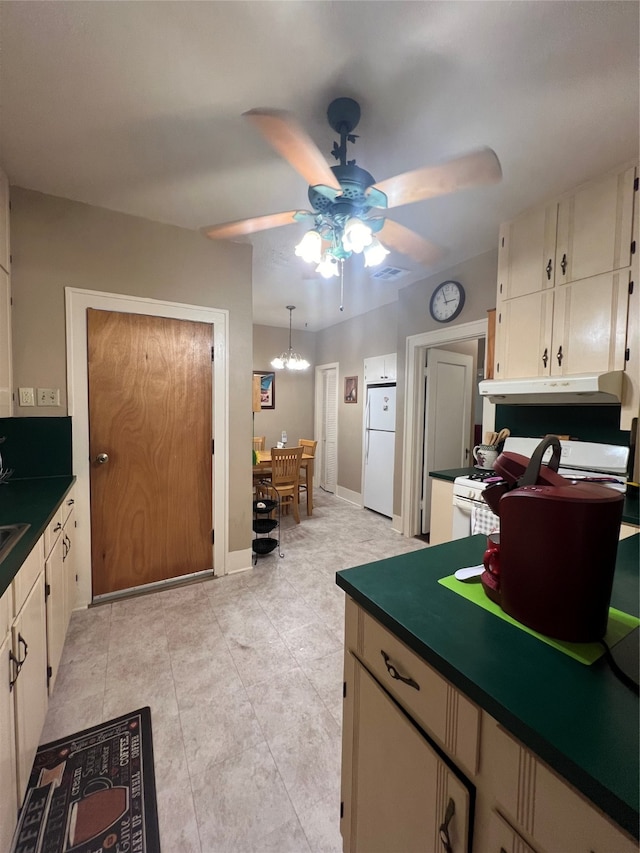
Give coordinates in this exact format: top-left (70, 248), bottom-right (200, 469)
top-left (316, 254), bottom-right (340, 279)
top-left (342, 217), bottom-right (372, 254)
top-left (295, 230), bottom-right (322, 264)
top-left (270, 355), bottom-right (285, 369)
top-left (363, 237), bottom-right (390, 267)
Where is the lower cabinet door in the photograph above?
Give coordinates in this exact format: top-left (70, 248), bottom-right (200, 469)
top-left (0, 630), bottom-right (18, 848)
top-left (13, 571), bottom-right (48, 801)
top-left (349, 658), bottom-right (471, 853)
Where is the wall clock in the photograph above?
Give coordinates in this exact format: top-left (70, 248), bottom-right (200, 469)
top-left (429, 280), bottom-right (465, 323)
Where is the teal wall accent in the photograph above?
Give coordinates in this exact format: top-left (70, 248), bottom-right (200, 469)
top-left (495, 404), bottom-right (630, 447)
top-left (0, 417), bottom-right (72, 478)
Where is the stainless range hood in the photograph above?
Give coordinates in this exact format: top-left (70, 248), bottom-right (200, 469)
top-left (478, 371), bottom-right (624, 405)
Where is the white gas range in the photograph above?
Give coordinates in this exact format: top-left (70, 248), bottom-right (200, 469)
top-left (451, 437), bottom-right (629, 540)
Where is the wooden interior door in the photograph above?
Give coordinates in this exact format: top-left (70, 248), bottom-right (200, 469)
top-left (88, 309), bottom-right (213, 597)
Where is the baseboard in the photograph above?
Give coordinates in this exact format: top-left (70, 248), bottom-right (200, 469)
top-left (226, 547), bottom-right (253, 574)
top-left (335, 486), bottom-right (362, 506)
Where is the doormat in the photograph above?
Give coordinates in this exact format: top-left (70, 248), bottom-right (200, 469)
top-left (438, 574), bottom-right (639, 665)
top-left (11, 706), bottom-right (160, 853)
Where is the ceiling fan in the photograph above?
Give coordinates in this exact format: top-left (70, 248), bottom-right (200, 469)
top-left (201, 97), bottom-right (502, 276)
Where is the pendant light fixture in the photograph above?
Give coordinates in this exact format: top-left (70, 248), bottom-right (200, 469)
top-left (271, 305), bottom-right (310, 371)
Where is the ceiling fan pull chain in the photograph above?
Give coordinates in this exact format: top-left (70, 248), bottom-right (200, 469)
top-left (339, 259), bottom-right (345, 312)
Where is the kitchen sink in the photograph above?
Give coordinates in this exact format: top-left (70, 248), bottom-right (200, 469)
top-left (0, 523), bottom-right (30, 564)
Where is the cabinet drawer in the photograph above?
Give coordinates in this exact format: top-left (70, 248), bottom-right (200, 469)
top-left (487, 810), bottom-right (539, 853)
top-left (12, 537), bottom-right (44, 617)
top-left (481, 716), bottom-right (638, 853)
top-left (61, 489), bottom-right (75, 527)
top-left (43, 507), bottom-right (64, 559)
top-left (360, 610), bottom-right (480, 775)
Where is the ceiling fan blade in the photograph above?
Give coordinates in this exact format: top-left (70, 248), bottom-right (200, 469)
top-left (201, 210), bottom-right (309, 241)
top-left (371, 147), bottom-right (502, 209)
top-left (378, 219), bottom-right (444, 267)
top-left (244, 108), bottom-right (342, 192)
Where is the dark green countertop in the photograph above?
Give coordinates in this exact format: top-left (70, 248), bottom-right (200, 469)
top-left (0, 476), bottom-right (75, 599)
top-left (429, 469), bottom-right (640, 526)
top-left (336, 534), bottom-right (640, 839)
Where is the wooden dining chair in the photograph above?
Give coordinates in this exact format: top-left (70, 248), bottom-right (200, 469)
top-left (253, 436), bottom-right (270, 490)
top-left (297, 439), bottom-right (317, 513)
top-left (260, 445), bottom-right (303, 524)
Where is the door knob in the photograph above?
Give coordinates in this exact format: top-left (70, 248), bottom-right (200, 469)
top-left (96, 453), bottom-right (109, 464)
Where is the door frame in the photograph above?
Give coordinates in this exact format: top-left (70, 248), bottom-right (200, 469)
top-left (314, 362), bottom-right (339, 494)
top-left (66, 287), bottom-right (229, 607)
top-left (401, 319), bottom-right (493, 537)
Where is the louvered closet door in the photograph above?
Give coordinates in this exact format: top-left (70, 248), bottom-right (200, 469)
top-left (320, 367), bottom-right (337, 492)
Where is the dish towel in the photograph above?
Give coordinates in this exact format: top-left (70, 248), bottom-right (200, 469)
top-left (472, 502), bottom-right (500, 536)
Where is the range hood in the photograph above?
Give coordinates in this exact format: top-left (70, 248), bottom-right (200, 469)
top-left (478, 371), bottom-right (624, 405)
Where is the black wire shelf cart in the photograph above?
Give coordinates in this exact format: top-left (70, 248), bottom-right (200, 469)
top-left (252, 481), bottom-right (284, 564)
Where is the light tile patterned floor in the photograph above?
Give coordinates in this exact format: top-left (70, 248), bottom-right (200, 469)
top-left (41, 490), bottom-right (427, 852)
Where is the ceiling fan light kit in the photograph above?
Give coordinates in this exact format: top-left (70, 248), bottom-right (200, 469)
top-left (202, 96), bottom-right (502, 298)
top-left (271, 305), bottom-right (310, 371)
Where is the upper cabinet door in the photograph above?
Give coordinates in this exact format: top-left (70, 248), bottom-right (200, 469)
top-left (0, 169), bottom-right (9, 275)
top-left (555, 166), bottom-right (636, 284)
top-left (495, 290), bottom-right (554, 379)
top-left (498, 203), bottom-right (558, 300)
top-left (550, 270), bottom-right (630, 376)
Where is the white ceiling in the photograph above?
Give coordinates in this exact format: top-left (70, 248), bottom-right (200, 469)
top-left (0, 1), bottom-right (638, 331)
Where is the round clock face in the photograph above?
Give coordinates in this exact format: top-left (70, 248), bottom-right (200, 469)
top-left (429, 280), bottom-right (465, 323)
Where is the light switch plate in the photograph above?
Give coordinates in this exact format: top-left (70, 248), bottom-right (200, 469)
top-left (36, 388), bottom-right (60, 406)
top-left (18, 387), bottom-right (35, 406)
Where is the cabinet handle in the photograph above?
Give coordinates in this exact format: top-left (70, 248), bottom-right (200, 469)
top-left (546, 259), bottom-right (553, 280)
top-left (380, 651), bottom-right (420, 691)
top-left (557, 345), bottom-right (563, 366)
top-left (17, 633), bottom-right (28, 665)
top-left (8, 649), bottom-right (20, 691)
top-left (53, 522), bottom-right (62, 532)
top-left (560, 253), bottom-right (568, 275)
top-left (67, 498), bottom-right (74, 506)
top-left (438, 797), bottom-right (455, 853)
top-left (542, 348), bottom-right (548, 368)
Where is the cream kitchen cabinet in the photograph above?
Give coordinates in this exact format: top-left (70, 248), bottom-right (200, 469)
top-left (0, 589), bottom-right (17, 853)
top-left (429, 478), bottom-right (454, 546)
top-left (343, 655), bottom-right (471, 853)
top-left (495, 269), bottom-right (631, 379)
top-left (477, 717), bottom-right (638, 853)
top-left (554, 165), bottom-right (636, 285)
top-left (363, 352), bottom-right (396, 384)
top-left (342, 598), bottom-right (477, 853)
top-left (494, 164), bottom-right (637, 382)
top-left (44, 488), bottom-right (75, 692)
top-left (12, 568), bottom-right (48, 802)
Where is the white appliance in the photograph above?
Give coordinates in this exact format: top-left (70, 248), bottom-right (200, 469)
top-left (478, 371), bottom-right (624, 405)
top-left (451, 437), bottom-right (629, 540)
top-left (363, 384), bottom-right (396, 517)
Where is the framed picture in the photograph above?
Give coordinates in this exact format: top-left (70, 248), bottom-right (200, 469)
top-left (254, 371), bottom-right (275, 410)
top-left (344, 375), bottom-right (358, 404)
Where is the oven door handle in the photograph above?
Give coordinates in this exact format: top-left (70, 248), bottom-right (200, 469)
top-left (453, 495), bottom-right (475, 513)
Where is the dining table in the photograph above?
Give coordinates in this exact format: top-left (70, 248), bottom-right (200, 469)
top-left (253, 448), bottom-right (315, 516)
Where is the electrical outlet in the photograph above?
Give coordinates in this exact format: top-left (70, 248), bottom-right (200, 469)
top-left (37, 388), bottom-right (60, 407)
top-left (19, 387), bottom-right (35, 406)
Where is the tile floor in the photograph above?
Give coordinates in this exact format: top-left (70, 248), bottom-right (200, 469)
top-left (41, 490), bottom-right (427, 852)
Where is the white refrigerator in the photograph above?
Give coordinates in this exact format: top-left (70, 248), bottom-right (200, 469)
top-left (363, 384), bottom-right (396, 517)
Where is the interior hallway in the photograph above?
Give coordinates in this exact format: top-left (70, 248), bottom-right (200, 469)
top-left (40, 490), bottom-right (427, 852)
